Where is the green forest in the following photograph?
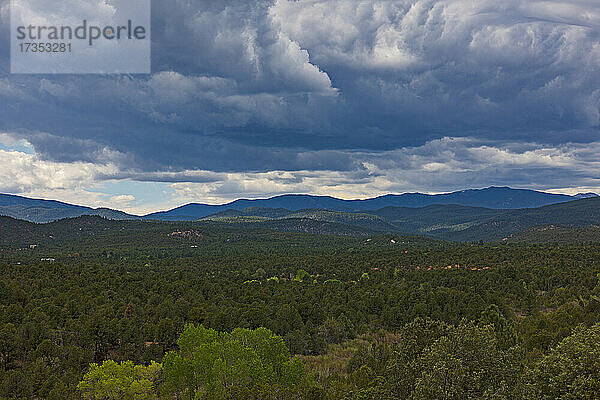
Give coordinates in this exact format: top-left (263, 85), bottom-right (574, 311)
top-left (1, 216), bottom-right (600, 399)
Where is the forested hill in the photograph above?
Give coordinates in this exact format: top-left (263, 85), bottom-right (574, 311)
top-left (506, 225), bottom-right (600, 244)
top-left (0, 215), bottom-right (436, 256)
top-left (0, 194), bottom-right (138, 223)
top-left (369, 196), bottom-right (600, 241)
top-left (199, 197), bottom-right (600, 242)
top-left (450, 196), bottom-right (600, 241)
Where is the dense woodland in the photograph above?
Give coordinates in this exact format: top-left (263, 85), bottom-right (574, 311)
top-left (1, 216), bottom-right (600, 398)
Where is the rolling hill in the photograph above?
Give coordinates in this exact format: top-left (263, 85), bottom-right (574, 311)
top-left (448, 196), bottom-right (600, 241)
top-left (505, 225), bottom-right (600, 244)
top-left (0, 194), bottom-right (138, 223)
top-left (197, 197), bottom-right (600, 242)
top-left (203, 208), bottom-right (397, 232)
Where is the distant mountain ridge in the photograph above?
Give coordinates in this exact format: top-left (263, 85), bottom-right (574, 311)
top-left (0, 187), bottom-right (597, 223)
top-left (2, 192), bottom-right (600, 242)
top-left (144, 187), bottom-right (589, 221)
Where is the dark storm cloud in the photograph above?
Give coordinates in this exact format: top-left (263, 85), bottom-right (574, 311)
top-left (1, 0), bottom-right (600, 176)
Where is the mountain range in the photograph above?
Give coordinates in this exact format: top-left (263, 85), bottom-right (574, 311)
top-left (0, 187), bottom-right (577, 223)
top-left (1, 187), bottom-right (597, 223)
top-left (1, 187), bottom-right (599, 242)
top-left (143, 187), bottom-right (591, 220)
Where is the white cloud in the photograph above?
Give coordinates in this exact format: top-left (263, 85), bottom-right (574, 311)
top-left (164, 137), bottom-right (600, 204)
top-left (0, 148), bottom-right (123, 208)
top-left (109, 194), bottom-right (136, 208)
top-left (0, 149), bottom-right (117, 192)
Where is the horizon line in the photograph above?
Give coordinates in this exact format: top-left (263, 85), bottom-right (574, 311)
top-left (1, 186), bottom-right (598, 217)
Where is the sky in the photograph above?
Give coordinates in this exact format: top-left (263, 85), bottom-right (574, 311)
top-left (1, 0), bottom-right (600, 215)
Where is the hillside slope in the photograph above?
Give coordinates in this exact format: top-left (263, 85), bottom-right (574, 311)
top-left (506, 225), bottom-right (600, 244)
top-left (200, 197), bottom-right (600, 242)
